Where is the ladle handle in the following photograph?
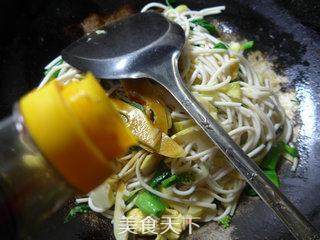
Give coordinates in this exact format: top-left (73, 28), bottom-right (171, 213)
top-left (150, 54), bottom-right (320, 240)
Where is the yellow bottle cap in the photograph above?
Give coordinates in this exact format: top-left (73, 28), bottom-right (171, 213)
top-left (19, 73), bottom-right (136, 193)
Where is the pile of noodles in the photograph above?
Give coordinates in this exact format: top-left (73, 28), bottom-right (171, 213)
top-left (40, 2), bottom-right (296, 239)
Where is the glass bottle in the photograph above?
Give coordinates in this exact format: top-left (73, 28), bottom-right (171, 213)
top-left (0, 73), bottom-right (135, 239)
top-left (0, 107), bottom-right (74, 239)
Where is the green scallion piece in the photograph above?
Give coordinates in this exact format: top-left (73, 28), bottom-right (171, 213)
top-left (191, 19), bottom-right (217, 35)
top-left (263, 170), bottom-right (280, 187)
top-left (149, 170), bottom-right (172, 188)
top-left (118, 95), bottom-right (145, 113)
top-left (128, 145), bottom-right (142, 153)
top-left (166, 0), bottom-right (176, 6)
top-left (44, 59), bottom-right (63, 77)
top-left (64, 203), bottom-right (91, 223)
top-left (244, 186), bottom-right (257, 197)
top-left (218, 215), bottom-right (232, 229)
top-left (260, 142), bottom-right (284, 171)
top-left (176, 172), bottom-right (195, 185)
top-left (161, 175), bottom-right (178, 188)
top-left (214, 42), bottom-right (228, 50)
top-left (283, 143), bottom-right (298, 158)
top-left (245, 169), bottom-right (280, 197)
top-left (242, 40), bottom-right (254, 50)
top-left (135, 190), bottom-right (166, 218)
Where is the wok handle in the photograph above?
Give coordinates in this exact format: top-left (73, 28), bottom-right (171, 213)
top-left (150, 53), bottom-right (320, 240)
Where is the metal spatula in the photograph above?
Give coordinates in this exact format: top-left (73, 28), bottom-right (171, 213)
top-left (61, 12), bottom-right (319, 240)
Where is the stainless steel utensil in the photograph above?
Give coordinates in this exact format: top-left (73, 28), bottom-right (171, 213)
top-left (61, 12), bottom-right (320, 240)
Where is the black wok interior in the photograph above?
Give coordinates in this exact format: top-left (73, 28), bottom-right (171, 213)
top-left (0, 0), bottom-right (320, 239)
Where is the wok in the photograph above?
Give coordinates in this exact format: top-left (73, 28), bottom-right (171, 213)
top-left (0, 0), bottom-right (319, 239)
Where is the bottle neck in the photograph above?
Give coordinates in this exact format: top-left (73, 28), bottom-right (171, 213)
top-left (0, 109), bottom-right (75, 239)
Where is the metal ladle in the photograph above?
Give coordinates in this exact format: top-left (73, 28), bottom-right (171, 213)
top-left (61, 12), bottom-right (319, 240)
